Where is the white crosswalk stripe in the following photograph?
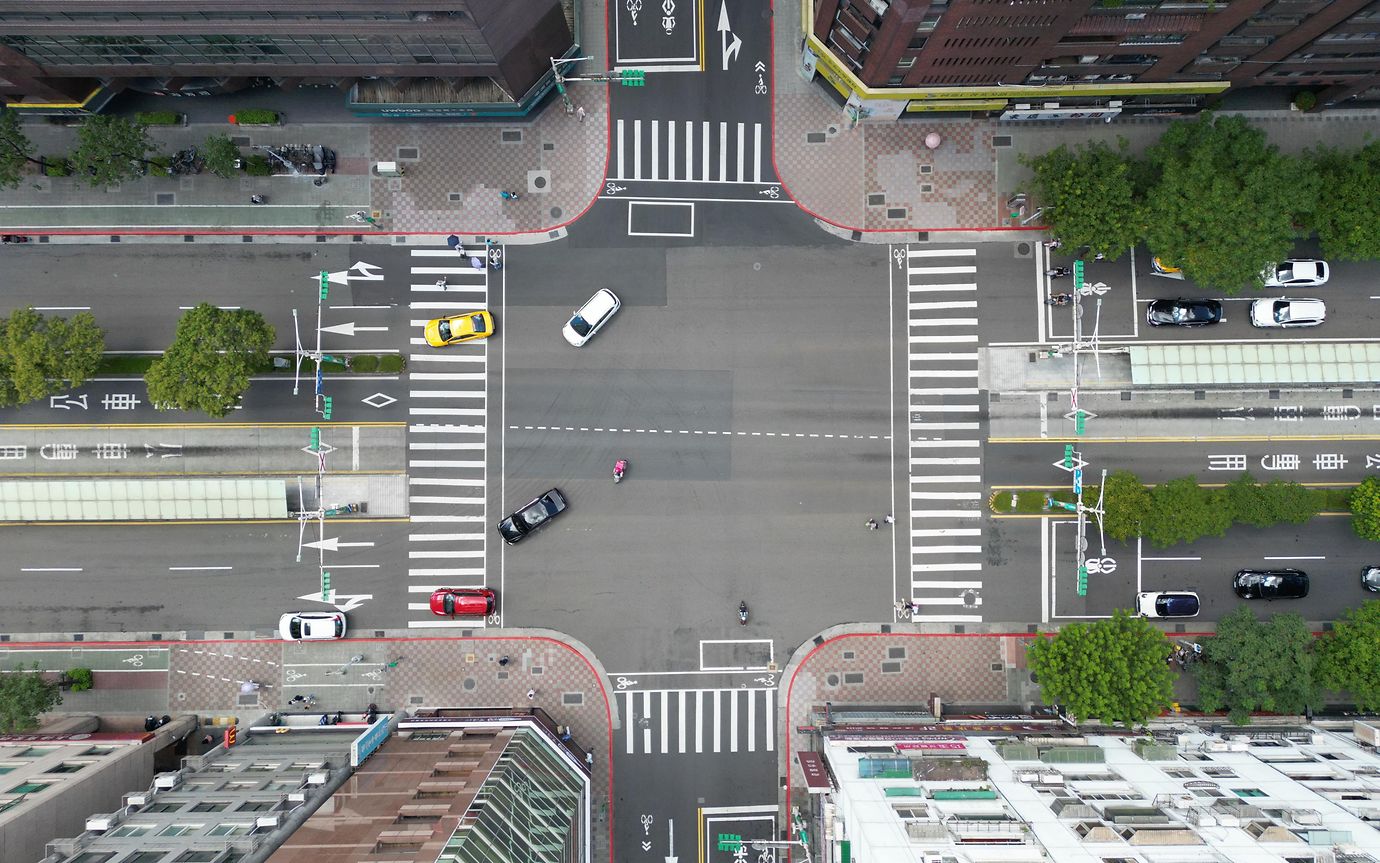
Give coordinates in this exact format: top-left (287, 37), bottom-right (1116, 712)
top-left (612, 119), bottom-right (773, 184)
top-left (616, 688), bottom-right (775, 755)
top-left (405, 244), bottom-right (494, 629)
top-left (905, 247), bottom-right (985, 623)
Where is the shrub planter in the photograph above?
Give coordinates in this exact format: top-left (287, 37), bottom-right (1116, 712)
top-left (65, 668), bottom-right (94, 692)
top-left (229, 109), bottom-right (281, 127)
top-left (136, 111), bottom-right (185, 127)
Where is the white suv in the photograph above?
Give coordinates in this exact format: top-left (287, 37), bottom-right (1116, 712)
top-left (1249, 297), bottom-right (1325, 328)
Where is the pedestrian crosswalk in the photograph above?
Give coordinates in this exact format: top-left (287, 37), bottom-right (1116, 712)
top-left (616, 688), bottom-right (775, 756)
top-left (905, 247), bottom-right (984, 623)
top-left (611, 119), bottom-right (772, 184)
top-left (405, 246), bottom-right (494, 629)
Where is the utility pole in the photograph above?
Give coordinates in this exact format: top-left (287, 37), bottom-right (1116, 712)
top-left (1049, 445), bottom-right (1109, 597)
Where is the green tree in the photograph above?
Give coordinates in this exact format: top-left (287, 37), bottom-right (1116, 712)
top-left (1143, 476), bottom-right (1231, 548)
top-left (1143, 114), bottom-right (1318, 293)
top-left (1352, 476), bottom-right (1380, 541)
top-left (0, 107), bottom-right (44, 190)
top-left (1310, 141), bottom-right (1380, 261)
top-left (1194, 607), bottom-right (1317, 724)
top-left (1318, 600), bottom-right (1380, 711)
top-left (1257, 479), bottom-right (1323, 525)
top-left (0, 308), bottom-right (105, 407)
top-left (70, 114), bottom-right (158, 188)
top-left (1100, 470), bottom-right (1151, 541)
top-left (1027, 609), bottom-right (1175, 726)
top-left (145, 303), bottom-right (274, 417)
top-left (199, 133), bottom-right (241, 179)
top-left (1221, 472), bottom-right (1271, 528)
top-left (0, 663), bottom-right (63, 733)
top-left (1021, 139), bottom-right (1142, 259)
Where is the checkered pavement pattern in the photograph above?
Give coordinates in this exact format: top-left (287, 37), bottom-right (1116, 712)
top-left (368, 87), bottom-right (611, 234)
top-left (784, 633), bottom-right (1026, 766)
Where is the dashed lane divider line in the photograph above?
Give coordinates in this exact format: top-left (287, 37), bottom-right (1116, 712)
top-left (508, 425), bottom-right (890, 440)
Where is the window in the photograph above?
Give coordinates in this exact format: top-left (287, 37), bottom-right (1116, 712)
top-left (157, 823), bottom-right (202, 837)
top-left (0, 798), bottom-right (26, 813)
top-left (46, 761), bottom-right (88, 773)
top-left (143, 802), bottom-right (182, 813)
top-left (1233, 787), bottom-right (1267, 798)
top-left (82, 746), bottom-right (117, 756)
top-left (190, 802), bottom-right (227, 813)
top-left (0, 766), bottom-right (13, 774)
top-left (8, 781), bottom-right (49, 794)
top-left (16, 747), bottom-right (56, 757)
top-left (120, 853), bottom-right (169, 863)
top-left (208, 823), bottom-right (251, 836)
top-left (237, 800), bottom-right (274, 812)
top-left (1202, 767), bottom-right (1237, 778)
top-left (1191, 787), bottom-right (1225, 798)
top-left (108, 824), bottom-right (153, 837)
top-left (1162, 767), bottom-right (1196, 778)
top-left (175, 852), bottom-right (220, 862)
top-left (70, 853), bottom-right (117, 863)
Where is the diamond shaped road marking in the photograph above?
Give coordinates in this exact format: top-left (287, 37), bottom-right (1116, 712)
top-left (362, 392), bottom-right (398, 408)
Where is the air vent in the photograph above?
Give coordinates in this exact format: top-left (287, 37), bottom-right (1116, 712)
top-left (256, 814), bottom-right (280, 828)
top-left (153, 771), bottom-right (183, 790)
top-left (86, 814), bottom-right (117, 832)
top-left (305, 772), bottom-right (328, 786)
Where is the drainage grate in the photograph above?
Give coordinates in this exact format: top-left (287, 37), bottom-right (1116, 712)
top-left (183, 235), bottom-right (195, 242)
top-left (316, 235), bottom-right (327, 243)
top-left (230, 136), bottom-right (251, 146)
top-left (501, 130), bottom-right (523, 143)
top-left (448, 192), bottom-right (462, 202)
top-left (887, 646), bottom-right (906, 659)
top-left (886, 207), bottom-right (907, 219)
top-left (920, 184), bottom-right (932, 193)
top-left (1121, 391), bottom-right (1132, 401)
top-left (806, 132), bottom-right (827, 144)
top-left (842, 650), bottom-right (856, 661)
top-left (156, 193), bottom-right (175, 205)
top-left (920, 164), bottom-right (933, 174)
top-left (866, 193), bottom-right (885, 206)
top-left (397, 146), bottom-right (420, 160)
top-left (543, 142), bottom-right (554, 151)
top-left (843, 672), bottom-right (864, 685)
top-left (242, 235), bottom-right (253, 242)
top-left (881, 661), bottom-right (902, 674)
top-left (352, 234), bottom-right (365, 242)
top-left (394, 235), bottom-right (407, 244)
top-left (916, 232), bottom-right (929, 242)
top-left (109, 236), bottom-right (120, 243)
top-left (563, 692), bottom-right (584, 705)
top-left (1194, 390), bottom-right (1206, 400)
top-left (992, 135), bottom-right (1013, 147)
top-left (991, 662), bottom-right (1003, 672)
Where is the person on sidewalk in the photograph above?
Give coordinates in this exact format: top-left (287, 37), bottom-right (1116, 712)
top-left (883, 513), bottom-right (895, 525)
top-left (435, 277), bottom-right (447, 290)
top-left (526, 688), bottom-right (536, 700)
top-left (866, 518), bottom-right (878, 530)
top-left (498, 655), bottom-right (510, 667)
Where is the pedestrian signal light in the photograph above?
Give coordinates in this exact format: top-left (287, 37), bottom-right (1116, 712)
top-left (621, 69), bottom-right (646, 87)
top-left (319, 271), bottom-right (329, 300)
top-left (322, 396), bottom-right (333, 420)
top-left (224, 725), bottom-right (238, 747)
top-left (310, 427), bottom-right (321, 451)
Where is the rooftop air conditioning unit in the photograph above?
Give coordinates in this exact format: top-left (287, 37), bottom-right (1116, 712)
top-left (256, 814), bottom-right (280, 829)
top-left (305, 772), bottom-right (328, 787)
top-left (153, 771), bottom-right (183, 790)
top-left (288, 791), bottom-right (307, 803)
top-left (86, 814), bottom-right (118, 832)
top-left (125, 792), bottom-right (150, 807)
top-left (1039, 771), bottom-right (1064, 785)
top-left (1015, 103), bottom-right (1031, 110)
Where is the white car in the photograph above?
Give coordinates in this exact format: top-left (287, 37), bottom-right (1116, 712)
top-left (1135, 592), bottom-right (1200, 618)
top-left (562, 288), bottom-right (621, 347)
top-left (1249, 297), bottom-right (1326, 328)
top-left (1262, 259), bottom-right (1329, 288)
top-left (278, 611), bottom-right (346, 641)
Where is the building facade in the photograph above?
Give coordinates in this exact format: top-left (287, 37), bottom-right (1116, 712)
top-left (805, 0), bottom-right (1380, 120)
top-left (798, 711), bottom-right (1380, 863)
top-left (0, 1), bottom-right (576, 118)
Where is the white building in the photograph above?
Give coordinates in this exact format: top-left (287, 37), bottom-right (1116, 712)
top-left (808, 719), bottom-right (1380, 863)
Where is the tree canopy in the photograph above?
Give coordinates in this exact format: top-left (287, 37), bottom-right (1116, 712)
top-left (0, 107), bottom-right (39, 190)
top-left (1351, 476), bottom-right (1380, 542)
top-left (145, 303), bottom-right (274, 417)
top-left (1194, 606), bottom-right (1317, 724)
top-left (199, 133), bottom-right (241, 179)
top-left (70, 115), bottom-right (158, 188)
top-left (1027, 610), bottom-right (1175, 726)
top-left (1143, 475), bottom-right (1231, 548)
top-left (1318, 600), bottom-right (1380, 712)
top-left (1021, 139), bottom-right (1141, 259)
top-left (0, 307), bottom-right (105, 407)
top-left (1100, 470), bottom-right (1151, 542)
top-left (0, 663), bottom-right (62, 733)
top-left (1143, 114), bottom-right (1316, 293)
top-left (1310, 140), bottom-right (1380, 262)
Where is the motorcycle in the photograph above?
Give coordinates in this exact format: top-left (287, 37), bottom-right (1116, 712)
top-left (1046, 266), bottom-right (1070, 278)
top-left (613, 458), bottom-right (627, 483)
top-left (1, 234), bottom-right (30, 244)
top-left (738, 601), bottom-right (749, 626)
top-left (1045, 293), bottom-right (1073, 306)
top-left (487, 240), bottom-right (503, 271)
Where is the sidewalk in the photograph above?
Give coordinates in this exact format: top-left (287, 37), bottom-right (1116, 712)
top-left (2, 630), bottom-right (616, 862)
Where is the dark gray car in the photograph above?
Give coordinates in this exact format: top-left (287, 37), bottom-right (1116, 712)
top-left (498, 488), bottom-right (568, 545)
top-left (1233, 569), bottom-right (1309, 599)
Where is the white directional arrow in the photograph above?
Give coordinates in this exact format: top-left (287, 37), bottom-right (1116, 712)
top-left (298, 590), bottom-right (372, 612)
top-left (665, 819), bottom-right (677, 863)
top-left (319, 321), bottom-right (389, 336)
top-left (303, 537), bottom-right (376, 552)
top-left (316, 261), bottom-right (384, 287)
top-left (718, 1), bottom-right (742, 71)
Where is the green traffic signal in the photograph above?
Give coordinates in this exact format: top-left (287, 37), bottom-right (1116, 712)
top-left (621, 69), bottom-right (645, 87)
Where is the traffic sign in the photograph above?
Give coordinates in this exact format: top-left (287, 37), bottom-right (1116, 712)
top-left (1073, 468), bottom-right (1083, 494)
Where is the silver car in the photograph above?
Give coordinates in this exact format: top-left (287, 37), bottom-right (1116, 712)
top-left (562, 288), bottom-right (621, 347)
top-left (1249, 297), bottom-right (1325, 328)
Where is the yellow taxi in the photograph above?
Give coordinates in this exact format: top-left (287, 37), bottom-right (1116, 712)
top-left (424, 311), bottom-right (494, 346)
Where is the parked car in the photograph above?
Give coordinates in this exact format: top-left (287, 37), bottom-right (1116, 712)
top-left (498, 488), bottom-right (568, 544)
top-left (278, 611), bottom-right (346, 641)
top-left (1146, 298), bottom-right (1223, 327)
top-left (429, 588), bottom-right (496, 617)
top-left (1262, 259), bottom-right (1328, 288)
top-left (1233, 569), bottom-right (1309, 600)
top-left (1249, 297), bottom-right (1325, 328)
top-left (1362, 566), bottom-right (1380, 592)
top-left (1136, 591), bottom-right (1200, 618)
top-left (563, 288), bottom-right (621, 347)
top-left (424, 311), bottom-right (494, 346)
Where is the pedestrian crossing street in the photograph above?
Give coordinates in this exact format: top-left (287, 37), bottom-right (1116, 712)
top-left (617, 688), bottom-right (775, 756)
top-left (404, 246), bottom-right (493, 629)
top-left (611, 119), bottom-right (773, 184)
top-left (905, 247), bottom-right (985, 623)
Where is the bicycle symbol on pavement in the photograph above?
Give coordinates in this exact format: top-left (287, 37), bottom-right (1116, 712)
top-left (754, 77), bottom-right (768, 95)
top-left (614, 676), bottom-right (639, 690)
top-left (605, 182), bottom-right (627, 196)
top-left (361, 669), bottom-right (384, 681)
top-left (893, 247), bottom-right (908, 269)
top-left (285, 669), bottom-right (307, 683)
top-left (753, 674), bottom-right (777, 687)
top-left (122, 654), bottom-right (144, 668)
top-left (1084, 556), bottom-right (1117, 574)
top-left (759, 185), bottom-right (780, 199)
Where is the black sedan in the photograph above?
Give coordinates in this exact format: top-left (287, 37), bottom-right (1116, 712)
top-left (1233, 569), bottom-right (1309, 600)
top-left (497, 488), bottom-right (568, 545)
top-left (1146, 298), bottom-right (1224, 327)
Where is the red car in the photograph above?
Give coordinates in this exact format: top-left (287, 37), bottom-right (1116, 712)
top-left (429, 588), bottom-right (496, 617)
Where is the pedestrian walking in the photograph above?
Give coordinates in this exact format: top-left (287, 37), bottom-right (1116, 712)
top-left (470, 255), bottom-right (484, 270)
top-left (1045, 238), bottom-right (1062, 250)
top-left (883, 513), bottom-right (895, 525)
top-left (499, 190), bottom-right (520, 201)
top-left (498, 655), bottom-right (510, 667)
top-left (435, 277), bottom-right (447, 290)
top-left (526, 688), bottom-right (536, 700)
top-left (866, 518), bottom-right (878, 530)
top-left (576, 106), bottom-right (586, 122)
top-left (201, 733), bottom-right (214, 745)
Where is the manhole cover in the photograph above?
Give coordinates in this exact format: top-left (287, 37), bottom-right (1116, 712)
top-left (825, 673), bottom-right (840, 687)
top-left (463, 678), bottom-right (476, 691)
top-left (397, 147), bottom-right (420, 160)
